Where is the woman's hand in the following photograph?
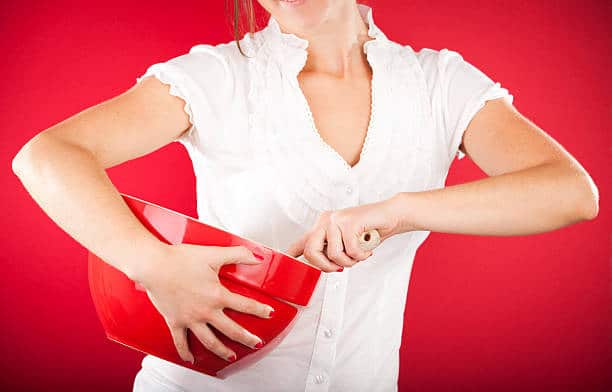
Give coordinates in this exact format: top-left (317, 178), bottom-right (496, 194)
top-left (135, 243), bottom-right (275, 364)
top-left (286, 197), bottom-right (401, 272)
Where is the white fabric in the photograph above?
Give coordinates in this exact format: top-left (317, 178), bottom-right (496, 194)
top-left (133, 3), bottom-right (513, 391)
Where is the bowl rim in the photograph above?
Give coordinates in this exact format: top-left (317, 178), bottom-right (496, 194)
top-left (118, 192), bottom-right (321, 272)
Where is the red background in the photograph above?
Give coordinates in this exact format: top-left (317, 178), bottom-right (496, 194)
top-left (2, 0), bottom-right (610, 390)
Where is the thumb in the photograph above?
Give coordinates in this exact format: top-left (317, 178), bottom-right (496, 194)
top-left (214, 245), bottom-right (262, 268)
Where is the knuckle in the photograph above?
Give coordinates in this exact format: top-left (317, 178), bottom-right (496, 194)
top-left (197, 306), bottom-right (214, 321)
top-left (227, 293), bottom-right (244, 311)
top-left (242, 298), bottom-right (258, 314)
top-left (239, 327), bottom-right (253, 342)
top-left (334, 259), bottom-right (349, 267)
top-left (224, 325), bottom-right (243, 342)
top-left (328, 212), bottom-right (340, 224)
top-left (257, 301), bottom-right (271, 316)
top-left (330, 211), bottom-right (346, 225)
top-left (345, 246), bottom-right (360, 259)
top-left (355, 253), bottom-right (369, 262)
top-left (208, 340), bottom-right (225, 354)
top-left (303, 246), bottom-right (315, 259)
top-left (177, 343), bottom-right (188, 354)
top-left (237, 245), bottom-right (251, 257)
top-left (198, 334), bottom-right (213, 349)
top-left (166, 317), bottom-right (182, 329)
top-left (327, 249), bottom-right (340, 261)
top-left (209, 285), bottom-right (226, 304)
top-left (243, 298), bottom-right (268, 317)
top-left (171, 334), bottom-right (185, 349)
top-left (353, 248), bottom-right (369, 261)
top-left (176, 345), bottom-right (189, 359)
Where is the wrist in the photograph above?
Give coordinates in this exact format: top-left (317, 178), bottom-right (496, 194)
top-left (123, 238), bottom-right (171, 288)
top-left (386, 192), bottom-right (420, 235)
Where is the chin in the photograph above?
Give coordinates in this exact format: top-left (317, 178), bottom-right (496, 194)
top-left (261, 0), bottom-right (332, 30)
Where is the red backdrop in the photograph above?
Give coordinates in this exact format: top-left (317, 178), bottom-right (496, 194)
top-left (2, 0), bottom-right (610, 390)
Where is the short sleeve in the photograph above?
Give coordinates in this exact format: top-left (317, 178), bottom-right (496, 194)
top-left (134, 44), bottom-right (232, 151)
top-left (417, 48), bottom-right (514, 161)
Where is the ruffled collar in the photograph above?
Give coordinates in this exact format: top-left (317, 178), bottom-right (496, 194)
top-left (239, 3), bottom-right (435, 231)
top-left (256, 3), bottom-right (390, 75)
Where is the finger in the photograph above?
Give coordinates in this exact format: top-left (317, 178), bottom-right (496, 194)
top-left (190, 322), bottom-right (236, 362)
top-left (325, 223), bottom-right (357, 268)
top-left (222, 288), bottom-right (275, 319)
top-left (210, 309), bottom-right (264, 350)
top-left (286, 235), bottom-right (307, 258)
top-left (212, 245), bottom-right (261, 269)
top-left (168, 324), bottom-right (194, 364)
top-left (304, 228), bottom-right (339, 272)
top-left (344, 228), bottom-right (373, 261)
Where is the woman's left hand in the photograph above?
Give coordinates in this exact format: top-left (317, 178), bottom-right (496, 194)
top-left (286, 197), bottom-right (402, 272)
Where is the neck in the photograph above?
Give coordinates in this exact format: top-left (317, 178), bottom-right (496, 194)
top-left (277, 2), bottom-right (373, 79)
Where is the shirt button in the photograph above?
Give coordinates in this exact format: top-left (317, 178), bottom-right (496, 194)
top-left (324, 328), bottom-right (334, 338)
top-left (333, 281), bottom-right (340, 289)
top-left (314, 374), bottom-right (325, 384)
top-left (345, 185), bottom-right (353, 194)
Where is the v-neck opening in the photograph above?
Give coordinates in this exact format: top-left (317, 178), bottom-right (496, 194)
top-left (293, 51), bottom-right (377, 174)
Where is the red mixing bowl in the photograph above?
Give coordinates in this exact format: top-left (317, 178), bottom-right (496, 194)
top-left (87, 193), bottom-right (322, 378)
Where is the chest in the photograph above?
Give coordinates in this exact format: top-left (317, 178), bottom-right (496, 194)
top-left (203, 43), bottom-right (454, 235)
top-left (297, 71), bottom-right (373, 169)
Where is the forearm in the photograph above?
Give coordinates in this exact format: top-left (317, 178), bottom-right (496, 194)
top-left (12, 135), bottom-right (169, 282)
top-left (389, 160), bottom-right (599, 236)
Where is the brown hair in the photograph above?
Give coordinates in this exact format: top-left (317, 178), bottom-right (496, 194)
top-left (226, 0), bottom-right (258, 58)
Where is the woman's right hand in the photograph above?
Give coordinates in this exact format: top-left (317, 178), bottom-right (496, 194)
top-left (135, 243), bottom-right (275, 364)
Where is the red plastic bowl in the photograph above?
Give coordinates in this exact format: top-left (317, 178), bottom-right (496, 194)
top-left (88, 193), bottom-right (321, 378)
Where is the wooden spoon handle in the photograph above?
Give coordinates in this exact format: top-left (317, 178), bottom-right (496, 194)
top-left (358, 229), bottom-right (381, 251)
top-left (322, 229), bottom-right (381, 253)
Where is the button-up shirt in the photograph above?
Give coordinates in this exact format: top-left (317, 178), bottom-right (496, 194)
top-left (133, 3), bottom-right (512, 391)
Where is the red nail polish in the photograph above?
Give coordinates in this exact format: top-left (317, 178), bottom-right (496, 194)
top-left (227, 354), bottom-right (237, 362)
top-left (254, 340), bottom-right (265, 349)
top-left (337, 266), bottom-right (344, 272)
top-left (269, 309), bottom-right (275, 318)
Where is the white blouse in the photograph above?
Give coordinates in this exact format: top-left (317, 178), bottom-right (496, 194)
top-left (132, 3), bottom-right (513, 392)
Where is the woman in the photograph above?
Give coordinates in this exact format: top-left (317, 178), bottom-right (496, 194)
top-left (11, 0), bottom-right (599, 391)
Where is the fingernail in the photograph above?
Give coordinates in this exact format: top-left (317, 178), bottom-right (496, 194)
top-left (227, 353), bottom-right (237, 362)
top-left (254, 340), bottom-right (265, 349)
top-left (266, 306), bottom-right (275, 318)
top-left (337, 266), bottom-right (344, 272)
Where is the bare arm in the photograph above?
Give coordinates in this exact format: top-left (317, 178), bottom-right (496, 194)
top-left (12, 73), bottom-right (299, 363)
top-left (11, 76), bottom-right (192, 282)
top-left (388, 97), bottom-right (599, 236)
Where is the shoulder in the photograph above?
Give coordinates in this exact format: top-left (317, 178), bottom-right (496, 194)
top-left (146, 38), bottom-right (254, 93)
top-left (190, 39), bottom-right (250, 70)
top-left (411, 46), bottom-right (501, 103)
top-left (414, 47), bottom-right (464, 66)
top-left (413, 47), bottom-right (467, 86)
top-left (161, 41), bottom-right (246, 87)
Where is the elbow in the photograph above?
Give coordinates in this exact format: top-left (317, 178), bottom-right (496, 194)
top-left (553, 159), bottom-right (600, 223)
top-left (12, 133), bottom-right (51, 178)
top-left (579, 174), bottom-right (599, 221)
top-left (12, 143), bottom-right (32, 178)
